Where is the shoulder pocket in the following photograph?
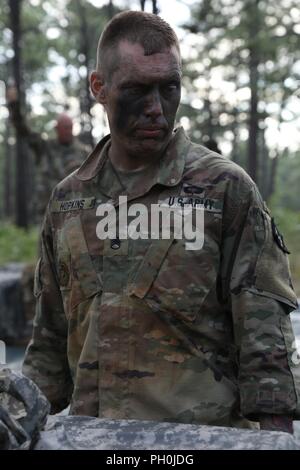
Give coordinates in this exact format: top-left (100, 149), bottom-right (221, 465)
top-left (128, 236), bottom-right (217, 323)
top-left (253, 211), bottom-right (297, 311)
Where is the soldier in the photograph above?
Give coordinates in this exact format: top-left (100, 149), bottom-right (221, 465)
top-left (23, 11), bottom-right (300, 434)
top-left (6, 86), bottom-right (91, 221)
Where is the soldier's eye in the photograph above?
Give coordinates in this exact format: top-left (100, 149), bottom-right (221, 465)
top-left (161, 82), bottom-right (180, 94)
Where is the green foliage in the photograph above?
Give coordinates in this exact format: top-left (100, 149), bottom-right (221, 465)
top-left (22, 3), bottom-right (55, 83)
top-left (0, 223), bottom-right (39, 264)
top-left (269, 150), bottom-right (300, 295)
top-left (271, 150), bottom-right (300, 212)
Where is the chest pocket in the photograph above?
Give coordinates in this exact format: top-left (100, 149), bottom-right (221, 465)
top-left (56, 215), bottom-right (102, 315)
top-left (128, 212), bottom-right (222, 323)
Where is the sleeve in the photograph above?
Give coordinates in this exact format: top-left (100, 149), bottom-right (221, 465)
top-left (221, 180), bottom-right (300, 420)
top-left (22, 210), bottom-right (73, 414)
top-left (8, 100), bottom-right (44, 164)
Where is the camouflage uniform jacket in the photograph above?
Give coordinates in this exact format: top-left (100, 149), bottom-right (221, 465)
top-left (23, 128), bottom-right (300, 427)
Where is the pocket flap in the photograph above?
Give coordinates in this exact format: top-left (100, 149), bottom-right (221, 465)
top-left (65, 216), bottom-right (101, 298)
top-left (128, 238), bottom-right (174, 299)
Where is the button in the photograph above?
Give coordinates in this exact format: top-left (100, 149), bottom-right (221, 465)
top-left (170, 178), bottom-right (176, 184)
top-left (111, 238), bottom-right (121, 250)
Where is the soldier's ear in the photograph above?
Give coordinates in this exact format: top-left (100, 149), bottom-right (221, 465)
top-left (90, 71), bottom-right (106, 105)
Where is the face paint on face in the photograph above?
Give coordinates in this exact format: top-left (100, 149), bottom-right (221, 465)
top-left (104, 41), bottom-right (181, 162)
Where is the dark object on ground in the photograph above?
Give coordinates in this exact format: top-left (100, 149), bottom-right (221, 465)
top-left (0, 368), bottom-right (50, 449)
top-left (0, 264), bottom-right (27, 343)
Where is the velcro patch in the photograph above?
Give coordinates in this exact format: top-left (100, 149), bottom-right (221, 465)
top-left (271, 218), bottom-right (290, 254)
top-left (51, 197), bottom-right (96, 212)
top-left (181, 183), bottom-right (205, 195)
top-left (158, 196), bottom-right (222, 213)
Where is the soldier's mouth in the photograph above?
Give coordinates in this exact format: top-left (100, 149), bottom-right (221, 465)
top-left (134, 126), bottom-right (166, 139)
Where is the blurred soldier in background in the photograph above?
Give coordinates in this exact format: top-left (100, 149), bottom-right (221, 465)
top-left (6, 85), bottom-right (91, 222)
top-left (6, 85), bottom-right (91, 336)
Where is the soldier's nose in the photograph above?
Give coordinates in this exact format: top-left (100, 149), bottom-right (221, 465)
top-left (144, 90), bottom-right (163, 118)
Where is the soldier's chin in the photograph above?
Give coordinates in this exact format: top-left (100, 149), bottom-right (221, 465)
top-left (138, 138), bottom-right (166, 155)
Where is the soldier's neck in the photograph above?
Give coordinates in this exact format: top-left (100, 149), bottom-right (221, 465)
top-left (108, 143), bottom-right (160, 173)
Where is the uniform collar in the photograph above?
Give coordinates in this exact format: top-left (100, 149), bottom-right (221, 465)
top-left (76, 134), bottom-right (111, 181)
top-left (76, 127), bottom-right (190, 190)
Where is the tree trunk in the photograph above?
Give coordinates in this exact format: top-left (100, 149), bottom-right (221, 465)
top-left (247, 0), bottom-right (260, 183)
top-left (9, 0), bottom-right (28, 228)
top-left (107, 0), bottom-right (114, 19)
top-left (203, 95), bottom-right (214, 141)
top-left (140, 0), bottom-right (158, 13)
top-left (248, 53), bottom-right (259, 182)
top-left (4, 121), bottom-right (13, 219)
top-left (258, 127), bottom-right (269, 199)
top-left (266, 82), bottom-right (292, 201)
top-left (76, 0), bottom-right (94, 147)
top-left (267, 156), bottom-right (278, 202)
top-left (231, 107), bottom-right (239, 164)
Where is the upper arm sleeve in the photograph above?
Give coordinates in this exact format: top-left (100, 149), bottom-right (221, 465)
top-left (222, 183), bottom-right (300, 419)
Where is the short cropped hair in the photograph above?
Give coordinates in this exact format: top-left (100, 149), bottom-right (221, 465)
top-left (96, 10), bottom-right (180, 79)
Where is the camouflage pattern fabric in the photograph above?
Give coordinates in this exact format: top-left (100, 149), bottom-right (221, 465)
top-left (35, 416), bottom-right (300, 450)
top-left (23, 128), bottom-right (300, 427)
top-left (0, 367), bottom-right (50, 449)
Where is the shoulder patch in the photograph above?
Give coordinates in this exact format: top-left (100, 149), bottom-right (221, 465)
top-left (271, 218), bottom-right (290, 254)
top-left (181, 183), bottom-right (205, 195)
top-left (51, 197), bottom-right (96, 213)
